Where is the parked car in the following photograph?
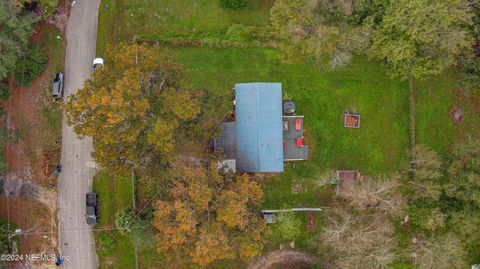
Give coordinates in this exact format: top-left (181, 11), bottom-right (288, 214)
top-left (86, 192), bottom-right (99, 225)
top-left (92, 58), bottom-right (104, 71)
top-left (52, 72), bottom-right (64, 98)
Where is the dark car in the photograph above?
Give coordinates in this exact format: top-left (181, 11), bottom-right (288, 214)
top-left (86, 192), bottom-right (99, 225)
top-left (52, 72), bottom-right (64, 98)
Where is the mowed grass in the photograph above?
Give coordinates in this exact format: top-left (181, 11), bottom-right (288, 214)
top-left (93, 170), bottom-right (136, 269)
top-left (174, 47), bottom-right (411, 207)
top-left (416, 74), bottom-right (480, 156)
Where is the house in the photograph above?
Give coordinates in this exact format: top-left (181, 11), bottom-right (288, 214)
top-left (214, 82), bottom-right (308, 173)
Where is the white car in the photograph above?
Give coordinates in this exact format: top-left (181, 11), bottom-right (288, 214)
top-left (92, 58), bottom-right (104, 71)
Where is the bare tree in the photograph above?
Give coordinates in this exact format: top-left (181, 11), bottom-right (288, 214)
top-left (412, 233), bottom-right (467, 269)
top-left (321, 210), bottom-right (397, 269)
top-left (313, 169), bottom-right (337, 189)
top-left (339, 173), bottom-right (406, 216)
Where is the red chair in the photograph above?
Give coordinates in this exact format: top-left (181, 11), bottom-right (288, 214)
top-left (296, 138), bottom-right (303, 147)
top-left (295, 119), bottom-right (302, 130)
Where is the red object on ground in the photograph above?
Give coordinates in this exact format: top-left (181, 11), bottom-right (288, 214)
top-left (296, 138), bottom-right (303, 147)
top-left (295, 118), bottom-right (302, 130)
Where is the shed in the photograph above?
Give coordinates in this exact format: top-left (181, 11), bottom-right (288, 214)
top-left (235, 83), bottom-right (284, 172)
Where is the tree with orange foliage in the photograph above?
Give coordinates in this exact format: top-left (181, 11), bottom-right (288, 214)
top-left (153, 165), bottom-right (270, 267)
top-left (64, 43), bottom-right (201, 173)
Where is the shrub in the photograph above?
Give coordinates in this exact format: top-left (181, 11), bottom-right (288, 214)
top-left (15, 44), bottom-right (48, 86)
top-left (274, 211), bottom-right (301, 241)
top-left (219, 0), bottom-right (248, 10)
top-left (0, 83), bottom-right (10, 100)
top-left (457, 52), bottom-right (480, 92)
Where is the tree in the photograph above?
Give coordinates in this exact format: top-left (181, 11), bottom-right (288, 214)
top-left (11, 0), bottom-right (59, 18)
top-left (443, 137), bottom-right (480, 257)
top-left (0, 1), bottom-right (38, 80)
top-left (367, 0), bottom-right (473, 80)
top-left (153, 165), bottom-right (270, 267)
top-left (444, 137), bottom-right (480, 207)
top-left (320, 210), bottom-right (397, 269)
top-left (339, 173), bottom-right (406, 216)
top-left (14, 43), bottom-right (48, 86)
top-left (409, 145), bottom-right (443, 201)
top-left (405, 145), bottom-right (446, 232)
top-left (456, 0), bottom-right (480, 92)
top-left (274, 211), bottom-right (301, 241)
top-left (403, 139), bottom-right (480, 259)
top-left (64, 43), bottom-right (202, 173)
top-left (411, 233), bottom-right (467, 269)
top-left (270, 0), bottom-right (366, 68)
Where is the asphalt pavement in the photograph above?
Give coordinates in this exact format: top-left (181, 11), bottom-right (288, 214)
top-left (58, 0), bottom-right (100, 268)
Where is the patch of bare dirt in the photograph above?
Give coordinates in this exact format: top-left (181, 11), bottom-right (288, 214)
top-left (248, 249), bottom-right (319, 269)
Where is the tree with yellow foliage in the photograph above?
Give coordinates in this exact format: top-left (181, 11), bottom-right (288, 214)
top-left (64, 43), bottom-right (201, 173)
top-left (153, 165), bottom-right (270, 267)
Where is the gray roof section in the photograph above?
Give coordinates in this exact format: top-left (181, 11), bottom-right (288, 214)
top-left (214, 122), bottom-right (236, 159)
top-left (235, 82), bottom-right (284, 172)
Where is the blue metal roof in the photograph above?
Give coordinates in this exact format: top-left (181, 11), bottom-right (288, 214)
top-left (235, 82), bottom-right (284, 172)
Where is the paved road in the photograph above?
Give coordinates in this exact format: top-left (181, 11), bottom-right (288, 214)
top-left (58, 1), bottom-right (100, 268)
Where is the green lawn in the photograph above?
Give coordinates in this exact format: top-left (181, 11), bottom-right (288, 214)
top-left (93, 170), bottom-right (136, 269)
top-left (41, 26), bottom-right (65, 73)
top-left (416, 74), bottom-right (479, 156)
